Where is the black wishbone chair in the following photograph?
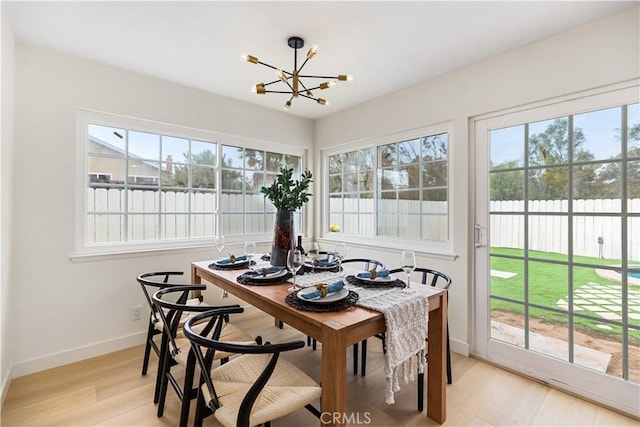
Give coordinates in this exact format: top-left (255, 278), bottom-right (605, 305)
top-left (184, 307), bottom-right (322, 427)
top-left (137, 271), bottom-right (195, 378)
top-left (152, 285), bottom-right (258, 427)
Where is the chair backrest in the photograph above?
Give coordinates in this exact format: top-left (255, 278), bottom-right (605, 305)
top-left (183, 308), bottom-right (306, 420)
top-left (151, 285), bottom-right (240, 354)
top-left (389, 267), bottom-right (451, 290)
top-left (341, 258), bottom-right (386, 271)
top-left (137, 271), bottom-right (190, 323)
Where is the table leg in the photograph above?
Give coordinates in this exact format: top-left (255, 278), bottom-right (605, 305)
top-left (427, 292), bottom-right (447, 423)
top-left (321, 321), bottom-right (347, 426)
top-left (191, 265), bottom-right (203, 298)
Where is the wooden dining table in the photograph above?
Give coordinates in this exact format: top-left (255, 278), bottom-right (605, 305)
top-left (191, 260), bottom-right (447, 426)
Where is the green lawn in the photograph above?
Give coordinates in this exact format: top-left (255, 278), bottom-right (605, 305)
top-left (490, 247), bottom-right (640, 342)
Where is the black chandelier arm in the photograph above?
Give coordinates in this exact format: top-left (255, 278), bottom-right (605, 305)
top-left (296, 57), bottom-right (312, 74)
top-left (263, 90), bottom-right (297, 95)
top-left (299, 84), bottom-right (321, 92)
top-left (297, 74), bottom-right (343, 80)
top-left (263, 79), bottom-right (282, 87)
top-left (297, 79), bottom-right (311, 91)
top-left (255, 60), bottom-right (280, 72)
top-left (281, 77), bottom-right (295, 92)
top-left (298, 92), bottom-right (321, 102)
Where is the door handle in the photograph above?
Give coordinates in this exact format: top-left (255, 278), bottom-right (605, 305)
top-left (474, 224), bottom-right (485, 248)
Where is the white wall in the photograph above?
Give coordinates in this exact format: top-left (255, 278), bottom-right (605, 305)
top-left (314, 7), bottom-right (640, 357)
top-left (1, 2), bottom-right (16, 403)
top-left (11, 43), bottom-right (313, 376)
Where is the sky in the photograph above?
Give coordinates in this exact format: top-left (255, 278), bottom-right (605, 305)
top-left (490, 103), bottom-right (640, 166)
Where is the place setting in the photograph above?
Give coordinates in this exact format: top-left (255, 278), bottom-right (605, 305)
top-left (209, 254), bottom-right (251, 270)
top-left (346, 267), bottom-right (406, 289)
top-left (283, 247), bottom-right (359, 311)
top-left (303, 242), bottom-right (340, 272)
top-left (209, 239), bottom-right (258, 271)
top-left (285, 278), bottom-right (359, 312)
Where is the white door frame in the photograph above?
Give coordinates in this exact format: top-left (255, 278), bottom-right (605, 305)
top-left (471, 81), bottom-right (640, 416)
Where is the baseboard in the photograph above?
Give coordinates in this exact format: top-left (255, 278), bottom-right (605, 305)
top-left (449, 336), bottom-right (469, 357)
top-left (9, 303), bottom-right (261, 380)
top-left (1, 364), bottom-right (13, 408)
top-left (11, 331), bottom-right (146, 378)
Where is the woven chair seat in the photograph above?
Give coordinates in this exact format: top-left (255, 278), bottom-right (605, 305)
top-left (203, 353), bottom-right (321, 427)
top-left (173, 322), bottom-right (255, 366)
top-left (154, 297), bottom-right (203, 332)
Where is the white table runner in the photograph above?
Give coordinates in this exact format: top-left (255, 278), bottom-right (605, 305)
top-left (289, 271), bottom-right (429, 404)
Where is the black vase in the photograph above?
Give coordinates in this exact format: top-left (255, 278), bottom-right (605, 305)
top-left (271, 211), bottom-right (295, 267)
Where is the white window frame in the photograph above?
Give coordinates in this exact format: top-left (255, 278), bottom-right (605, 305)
top-left (74, 109), bottom-right (306, 258)
top-left (322, 122), bottom-right (454, 255)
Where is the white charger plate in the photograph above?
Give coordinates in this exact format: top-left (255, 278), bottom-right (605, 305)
top-left (304, 261), bottom-right (339, 271)
top-left (244, 268), bottom-right (287, 281)
top-left (356, 275), bottom-right (395, 285)
top-left (214, 259), bottom-right (249, 268)
top-left (296, 287), bottom-right (349, 304)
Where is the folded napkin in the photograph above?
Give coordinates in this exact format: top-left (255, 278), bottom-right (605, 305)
top-left (298, 280), bottom-right (345, 300)
top-left (356, 269), bottom-right (390, 279)
top-left (217, 254), bottom-right (247, 265)
top-left (243, 266), bottom-right (281, 277)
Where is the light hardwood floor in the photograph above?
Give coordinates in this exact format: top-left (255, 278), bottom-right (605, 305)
top-left (2, 310), bottom-right (638, 427)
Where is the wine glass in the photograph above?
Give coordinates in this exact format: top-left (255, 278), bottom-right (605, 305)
top-left (308, 241), bottom-right (320, 272)
top-left (287, 249), bottom-right (304, 292)
top-left (401, 250), bottom-right (416, 288)
top-left (214, 235), bottom-right (225, 259)
top-left (244, 241), bottom-right (257, 269)
top-left (334, 243), bottom-right (346, 272)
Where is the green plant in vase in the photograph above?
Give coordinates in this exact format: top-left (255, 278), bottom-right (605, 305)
top-left (261, 167), bottom-right (313, 266)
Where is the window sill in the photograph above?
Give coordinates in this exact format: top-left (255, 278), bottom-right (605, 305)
top-left (69, 243), bottom-right (219, 263)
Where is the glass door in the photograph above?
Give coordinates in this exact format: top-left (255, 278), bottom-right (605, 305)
top-left (473, 84), bottom-right (639, 416)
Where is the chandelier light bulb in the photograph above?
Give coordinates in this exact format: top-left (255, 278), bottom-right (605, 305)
top-left (251, 83), bottom-right (266, 94)
top-left (276, 69), bottom-right (288, 83)
top-left (242, 54), bottom-right (258, 64)
top-left (317, 98), bottom-right (327, 106)
top-left (320, 81), bottom-right (336, 90)
top-left (307, 44), bottom-right (319, 59)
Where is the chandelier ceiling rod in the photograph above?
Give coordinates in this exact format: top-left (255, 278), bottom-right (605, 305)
top-left (242, 36), bottom-right (352, 110)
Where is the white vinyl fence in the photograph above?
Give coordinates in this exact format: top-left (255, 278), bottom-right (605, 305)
top-left (491, 199), bottom-right (640, 261)
top-left (87, 188), bottom-right (638, 261)
top-left (87, 188), bottom-right (278, 243)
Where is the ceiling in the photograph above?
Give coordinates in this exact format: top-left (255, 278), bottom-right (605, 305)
top-left (4, 1), bottom-right (636, 119)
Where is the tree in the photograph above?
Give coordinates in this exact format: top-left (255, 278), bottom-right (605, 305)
top-left (490, 161), bottom-right (523, 201)
top-left (528, 119), bottom-right (593, 199)
top-left (170, 150), bottom-right (216, 188)
top-left (595, 122), bottom-right (640, 198)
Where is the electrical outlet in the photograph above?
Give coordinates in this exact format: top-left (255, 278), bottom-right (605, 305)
top-left (131, 305), bottom-right (142, 321)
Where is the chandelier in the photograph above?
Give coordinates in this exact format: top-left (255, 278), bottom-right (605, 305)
top-left (242, 36), bottom-right (352, 110)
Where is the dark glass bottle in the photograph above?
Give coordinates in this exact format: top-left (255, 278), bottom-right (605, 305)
top-left (296, 235), bottom-right (305, 275)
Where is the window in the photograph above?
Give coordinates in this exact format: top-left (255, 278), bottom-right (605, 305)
top-left (326, 125), bottom-right (451, 249)
top-left (219, 145), bottom-right (302, 236)
top-left (78, 111), bottom-right (303, 253)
